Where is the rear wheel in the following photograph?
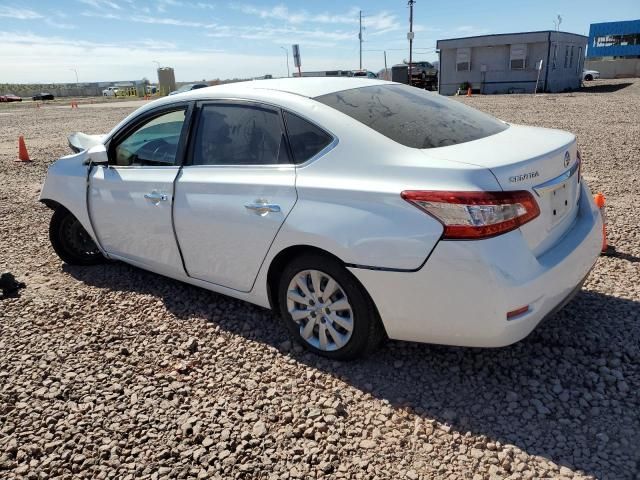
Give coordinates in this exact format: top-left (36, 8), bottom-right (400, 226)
top-left (49, 208), bottom-right (104, 265)
top-left (584, 74), bottom-right (593, 81)
top-left (278, 253), bottom-right (384, 360)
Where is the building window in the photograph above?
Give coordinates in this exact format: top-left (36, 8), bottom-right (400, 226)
top-left (569, 45), bottom-right (575, 68)
top-left (456, 48), bottom-right (471, 71)
top-left (510, 43), bottom-right (527, 70)
top-left (564, 45), bottom-right (569, 68)
top-left (576, 46), bottom-right (583, 74)
top-left (552, 44), bottom-right (558, 69)
top-left (594, 33), bottom-right (640, 48)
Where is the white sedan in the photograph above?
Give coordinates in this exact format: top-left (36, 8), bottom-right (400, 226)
top-left (40, 78), bottom-right (603, 359)
top-left (583, 69), bottom-right (600, 81)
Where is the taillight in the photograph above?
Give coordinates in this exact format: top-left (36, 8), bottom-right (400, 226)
top-left (401, 190), bottom-right (540, 239)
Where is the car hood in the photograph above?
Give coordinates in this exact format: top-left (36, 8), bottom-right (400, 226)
top-left (68, 132), bottom-right (106, 153)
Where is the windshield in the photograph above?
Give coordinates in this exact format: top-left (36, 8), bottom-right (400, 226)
top-left (315, 84), bottom-right (508, 149)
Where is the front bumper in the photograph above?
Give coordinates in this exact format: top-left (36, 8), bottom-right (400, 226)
top-left (349, 181), bottom-right (603, 348)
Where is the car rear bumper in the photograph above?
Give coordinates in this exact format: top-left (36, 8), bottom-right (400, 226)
top-left (349, 181), bottom-right (602, 348)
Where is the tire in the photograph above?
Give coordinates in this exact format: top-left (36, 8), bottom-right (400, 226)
top-left (585, 74), bottom-right (593, 81)
top-left (49, 207), bottom-right (104, 265)
top-left (278, 253), bottom-right (385, 360)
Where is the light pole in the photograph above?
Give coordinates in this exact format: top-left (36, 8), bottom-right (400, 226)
top-left (280, 47), bottom-right (290, 77)
top-left (69, 68), bottom-right (78, 84)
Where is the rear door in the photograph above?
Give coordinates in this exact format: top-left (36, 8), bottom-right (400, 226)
top-left (173, 101), bottom-right (297, 292)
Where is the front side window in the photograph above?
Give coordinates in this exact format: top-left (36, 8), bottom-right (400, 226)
top-left (113, 109), bottom-right (186, 166)
top-left (190, 104), bottom-right (289, 165)
top-left (283, 112), bottom-right (333, 164)
top-left (315, 84), bottom-right (508, 149)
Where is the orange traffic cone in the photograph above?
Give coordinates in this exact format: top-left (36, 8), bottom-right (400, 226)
top-left (16, 136), bottom-right (31, 162)
top-left (593, 193), bottom-right (607, 253)
top-left (466, 87), bottom-right (472, 97)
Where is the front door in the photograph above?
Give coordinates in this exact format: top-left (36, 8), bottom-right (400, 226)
top-left (89, 106), bottom-right (189, 275)
top-left (173, 101), bottom-right (297, 292)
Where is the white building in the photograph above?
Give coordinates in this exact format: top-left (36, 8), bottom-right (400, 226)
top-left (436, 31), bottom-right (587, 95)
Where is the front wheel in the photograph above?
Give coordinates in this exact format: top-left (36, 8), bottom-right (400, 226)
top-left (584, 74), bottom-right (593, 81)
top-left (49, 208), bottom-right (104, 265)
top-left (278, 253), bottom-right (385, 360)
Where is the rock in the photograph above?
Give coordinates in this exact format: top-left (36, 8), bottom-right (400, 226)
top-left (183, 337), bottom-right (198, 354)
top-left (202, 437), bottom-right (215, 448)
top-left (359, 440), bottom-right (376, 449)
top-left (252, 421), bottom-right (268, 438)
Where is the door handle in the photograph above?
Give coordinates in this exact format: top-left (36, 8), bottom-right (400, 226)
top-left (244, 200), bottom-right (281, 215)
top-left (144, 192), bottom-right (168, 203)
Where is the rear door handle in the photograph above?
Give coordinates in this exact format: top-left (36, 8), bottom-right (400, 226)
top-left (244, 200), bottom-right (281, 215)
top-left (144, 192), bottom-right (168, 204)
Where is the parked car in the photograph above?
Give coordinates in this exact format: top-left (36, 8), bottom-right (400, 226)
top-left (352, 70), bottom-right (378, 79)
top-left (32, 93), bottom-right (54, 101)
top-left (41, 78), bottom-right (602, 359)
top-left (102, 87), bottom-right (120, 97)
top-left (583, 69), bottom-right (600, 81)
top-left (0, 94), bottom-right (22, 102)
top-left (169, 83), bottom-right (208, 95)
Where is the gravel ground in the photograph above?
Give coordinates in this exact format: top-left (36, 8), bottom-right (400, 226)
top-left (1, 79), bottom-right (639, 480)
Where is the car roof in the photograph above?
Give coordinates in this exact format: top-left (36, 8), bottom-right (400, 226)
top-left (176, 77), bottom-right (392, 100)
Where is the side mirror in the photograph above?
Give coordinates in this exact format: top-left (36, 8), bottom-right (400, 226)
top-left (83, 144), bottom-right (109, 166)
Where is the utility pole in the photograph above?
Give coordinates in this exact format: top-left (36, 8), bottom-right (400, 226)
top-left (69, 68), bottom-right (78, 85)
top-left (359, 10), bottom-right (363, 69)
top-left (408, 0), bottom-right (415, 85)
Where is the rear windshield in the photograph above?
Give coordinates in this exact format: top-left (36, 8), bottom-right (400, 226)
top-left (315, 84), bottom-right (508, 149)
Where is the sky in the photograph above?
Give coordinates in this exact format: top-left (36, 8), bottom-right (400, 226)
top-left (0, 0), bottom-right (638, 83)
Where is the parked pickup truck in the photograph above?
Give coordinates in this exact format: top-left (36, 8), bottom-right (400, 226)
top-left (102, 87), bottom-right (120, 97)
top-left (409, 61), bottom-right (438, 90)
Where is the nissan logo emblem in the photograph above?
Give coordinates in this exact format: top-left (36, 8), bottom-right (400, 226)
top-left (564, 152), bottom-right (571, 168)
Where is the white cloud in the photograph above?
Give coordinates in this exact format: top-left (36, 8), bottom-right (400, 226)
top-left (235, 4), bottom-right (400, 33)
top-left (0, 31), bottom-right (359, 82)
top-left (78, 0), bottom-right (122, 9)
top-left (0, 6), bottom-right (42, 19)
top-left (45, 18), bottom-right (77, 30)
top-left (206, 24), bottom-right (353, 46)
top-left (190, 2), bottom-right (216, 9)
top-left (81, 10), bottom-right (216, 28)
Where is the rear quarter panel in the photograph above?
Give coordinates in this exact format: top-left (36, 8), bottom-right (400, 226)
top-left (269, 99), bottom-right (502, 270)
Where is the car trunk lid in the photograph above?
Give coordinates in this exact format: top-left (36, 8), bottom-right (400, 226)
top-left (423, 124), bottom-right (581, 256)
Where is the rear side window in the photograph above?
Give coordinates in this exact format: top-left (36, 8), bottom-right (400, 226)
top-left (191, 104), bottom-right (290, 165)
top-left (315, 84), bottom-right (508, 149)
top-left (283, 112), bottom-right (333, 164)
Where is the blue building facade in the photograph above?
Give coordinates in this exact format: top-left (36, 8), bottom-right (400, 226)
top-left (587, 20), bottom-right (640, 58)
